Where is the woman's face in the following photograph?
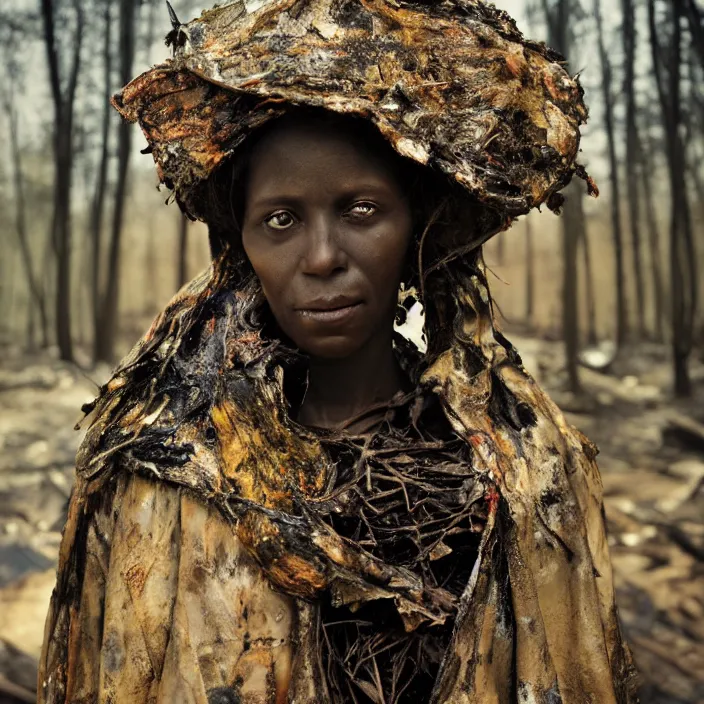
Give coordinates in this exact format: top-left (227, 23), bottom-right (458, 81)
top-left (241, 118), bottom-right (413, 359)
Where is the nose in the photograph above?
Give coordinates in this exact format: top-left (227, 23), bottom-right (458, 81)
top-left (300, 214), bottom-right (347, 277)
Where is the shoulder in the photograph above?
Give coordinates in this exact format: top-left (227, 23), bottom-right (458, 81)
top-left (41, 470), bottom-right (301, 704)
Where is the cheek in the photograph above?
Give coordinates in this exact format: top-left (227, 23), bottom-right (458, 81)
top-left (364, 220), bottom-right (413, 294)
top-left (242, 235), bottom-right (288, 304)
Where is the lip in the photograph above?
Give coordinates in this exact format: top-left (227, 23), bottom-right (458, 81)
top-left (296, 299), bottom-right (364, 324)
top-left (299, 295), bottom-right (362, 311)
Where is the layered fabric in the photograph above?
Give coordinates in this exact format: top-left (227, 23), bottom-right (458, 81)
top-left (112, 0), bottom-right (596, 227)
top-left (39, 256), bottom-right (638, 703)
top-left (39, 1), bottom-right (637, 702)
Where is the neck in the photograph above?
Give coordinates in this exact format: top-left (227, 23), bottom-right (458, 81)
top-left (297, 332), bottom-right (405, 430)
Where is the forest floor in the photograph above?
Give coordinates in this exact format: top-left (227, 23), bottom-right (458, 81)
top-left (0, 334), bottom-right (702, 703)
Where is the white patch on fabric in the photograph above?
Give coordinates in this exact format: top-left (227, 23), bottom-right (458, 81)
top-left (312, 18), bottom-right (339, 39)
top-left (245, 0), bottom-right (276, 14)
top-left (394, 137), bottom-right (430, 164)
top-left (396, 300), bottom-right (427, 354)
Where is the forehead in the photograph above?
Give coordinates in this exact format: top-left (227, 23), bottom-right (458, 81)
top-left (245, 116), bottom-right (405, 195)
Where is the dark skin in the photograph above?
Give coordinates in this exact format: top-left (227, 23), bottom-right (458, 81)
top-left (242, 117), bottom-right (414, 430)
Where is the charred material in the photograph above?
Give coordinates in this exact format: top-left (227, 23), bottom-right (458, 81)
top-left (39, 246), bottom-right (638, 703)
top-left (113, 0), bottom-right (592, 227)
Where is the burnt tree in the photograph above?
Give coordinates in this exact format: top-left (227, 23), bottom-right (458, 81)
top-left (525, 216), bottom-right (535, 327)
top-left (578, 199), bottom-right (598, 345)
top-left (0, 12), bottom-right (50, 349)
top-left (542, 0), bottom-right (583, 394)
top-left (39, 0), bottom-right (85, 362)
top-left (95, 0), bottom-right (139, 362)
top-left (177, 214), bottom-right (189, 290)
top-left (621, 0), bottom-right (646, 339)
top-left (91, 0), bottom-right (114, 365)
top-left (649, 0), bottom-right (698, 396)
top-left (638, 131), bottom-right (666, 343)
top-left (594, 0), bottom-right (628, 348)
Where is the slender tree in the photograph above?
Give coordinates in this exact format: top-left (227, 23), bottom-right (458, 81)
top-left (95, 0), bottom-right (139, 362)
top-left (0, 13), bottom-right (50, 348)
top-left (142, 0), bottom-right (162, 317)
top-left (40, 0), bottom-right (85, 362)
top-left (649, 0), bottom-right (698, 396)
top-left (684, 50), bottom-right (704, 206)
top-left (621, 0), bottom-right (646, 339)
top-left (525, 216), bottom-right (534, 327)
top-left (177, 214), bottom-right (189, 290)
top-left (594, 0), bottom-right (628, 349)
top-left (542, 0), bottom-right (583, 394)
top-left (578, 204), bottom-right (598, 345)
top-left (91, 0), bottom-right (114, 365)
top-left (638, 134), bottom-right (666, 342)
top-left (683, 0), bottom-right (704, 70)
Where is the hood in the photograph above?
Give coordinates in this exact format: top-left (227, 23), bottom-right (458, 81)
top-left (112, 0), bottom-right (596, 237)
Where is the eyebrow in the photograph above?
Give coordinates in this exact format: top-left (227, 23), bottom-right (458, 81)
top-left (247, 183), bottom-right (399, 209)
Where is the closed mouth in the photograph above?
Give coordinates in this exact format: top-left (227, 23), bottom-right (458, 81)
top-left (297, 296), bottom-right (363, 312)
top-left (296, 301), bottom-right (363, 322)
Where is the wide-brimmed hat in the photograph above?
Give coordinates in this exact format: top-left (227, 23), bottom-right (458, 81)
top-left (113, 0), bottom-right (595, 230)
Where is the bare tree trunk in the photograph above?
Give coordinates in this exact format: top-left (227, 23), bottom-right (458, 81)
top-left (96, 0), bottom-right (138, 363)
top-left (5, 250), bottom-right (20, 344)
top-left (689, 145), bottom-right (704, 206)
top-left (638, 143), bottom-right (666, 342)
top-left (144, 0), bottom-right (158, 65)
top-left (143, 0), bottom-right (161, 317)
top-left (579, 211), bottom-right (598, 345)
top-left (684, 52), bottom-right (704, 207)
top-left (26, 292), bottom-right (37, 352)
top-left (562, 182), bottom-right (582, 393)
top-left (683, 0), bottom-right (704, 70)
top-left (0, 240), bottom-right (11, 342)
top-left (40, 0), bottom-right (85, 363)
top-left (144, 221), bottom-right (159, 317)
top-left (649, 0), bottom-right (698, 396)
top-left (91, 0), bottom-right (113, 365)
top-left (621, 0), bottom-right (646, 339)
top-left (525, 216), bottom-right (534, 327)
top-left (683, 51), bottom-right (704, 343)
top-left (1, 72), bottom-right (50, 348)
top-left (177, 214), bottom-right (189, 290)
top-left (543, 0), bottom-right (582, 394)
top-left (595, 0), bottom-right (628, 349)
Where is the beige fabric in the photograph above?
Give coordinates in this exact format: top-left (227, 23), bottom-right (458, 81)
top-left (39, 474), bottom-right (327, 704)
top-left (38, 267), bottom-right (638, 703)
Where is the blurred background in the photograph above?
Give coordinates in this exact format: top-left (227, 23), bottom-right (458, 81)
top-left (0, 0), bottom-right (703, 702)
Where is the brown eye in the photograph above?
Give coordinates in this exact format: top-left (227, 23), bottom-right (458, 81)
top-left (265, 210), bottom-right (296, 230)
top-left (346, 202), bottom-right (377, 220)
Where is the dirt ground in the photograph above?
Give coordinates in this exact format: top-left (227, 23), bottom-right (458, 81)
top-left (0, 333), bottom-right (702, 703)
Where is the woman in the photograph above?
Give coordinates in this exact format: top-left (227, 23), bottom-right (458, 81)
top-left (39, 1), bottom-right (638, 703)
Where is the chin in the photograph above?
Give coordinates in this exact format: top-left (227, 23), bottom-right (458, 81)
top-left (298, 335), bottom-right (366, 360)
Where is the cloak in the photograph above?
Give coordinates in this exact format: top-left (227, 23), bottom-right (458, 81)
top-left (39, 1), bottom-right (638, 702)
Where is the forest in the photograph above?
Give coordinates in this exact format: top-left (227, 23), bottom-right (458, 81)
top-left (0, 0), bottom-right (704, 388)
top-left (0, 0), bottom-right (703, 703)
top-left (0, 0), bottom-right (702, 392)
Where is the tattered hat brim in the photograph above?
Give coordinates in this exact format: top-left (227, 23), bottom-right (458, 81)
top-left (113, 0), bottom-right (595, 225)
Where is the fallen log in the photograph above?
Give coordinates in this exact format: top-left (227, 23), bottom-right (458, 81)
top-left (663, 412), bottom-right (704, 454)
top-left (0, 674), bottom-right (35, 704)
top-left (0, 640), bottom-right (36, 704)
